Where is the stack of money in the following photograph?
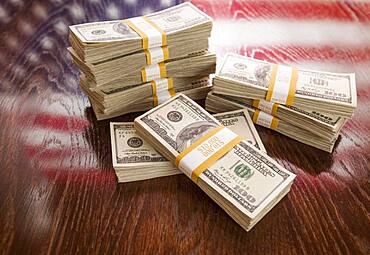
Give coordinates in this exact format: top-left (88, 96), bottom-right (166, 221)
top-left (69, 3), bottom-right (213, 63)
top-left (206, 92), bottom-right (339, 152)
top-left (134, 94), bottom-right (296, 232)
top-left (110, 109), bottom-right (266, 182)
top-left (68, 3), bottom-right (216, 119)
top-left (208, 53), bottom-right (357, 152)
top-left (83, 77), bottom-right (212, 120)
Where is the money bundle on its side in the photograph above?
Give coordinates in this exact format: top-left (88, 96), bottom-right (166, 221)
top-left (134, 94), bottom-right (296, 231)
top-left (69, 3), bottom-right (213, 63)
top-left (110, 109), bottom-right (266, 182)
top-left (84, 77), bottom-right (212, 120)
top-left (208, 54), bottom-right (357, 152)
top-left (206, 92), bottom-right (338, 152)
top-left (68, 3), bottom-right (216, 120)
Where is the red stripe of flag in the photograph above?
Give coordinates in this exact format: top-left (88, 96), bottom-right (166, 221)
top-left (188, 0), bottom-right (370, 21)
top-left (216, 45), bottom-right (370, 64)
top-left (24, 145), bottom-right (92, 158)
top-left (42, 167), bottom-right (117, 183)
top-left (33, 112), bottom-right (90, 132)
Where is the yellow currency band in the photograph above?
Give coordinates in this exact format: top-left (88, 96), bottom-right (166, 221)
top-left (123, 17), bottom-right (167, 50)
top-left (159, 62), bottom-right (167, 78)
top-left (141, 68), bottom-right (146, 83)
top-left (265, 65), bottom-right (278, 102)
top-left (272, 117), bottom-right (280, 131)
top-left (123, 19), bottom-right (149, 49)
top-left (252, 110), bottom-right (260, 124)
top-left (252, 110), bottom-right (279, 130)
top-left (150, 80), bottom-right (158, 106)
top-left (144, 50), bottom-right (150, 65)
top-left (265, 65), bottom-right (298, 106)
top-left (144, 46), bottom-right (170, 65)
top-left (252, 99), bottom-right (279, 116)
top-left (175, 126), bottom-right (242, 183)
top-left (252, 100), bottom-right (259, 108)
top-left (167, 78), bottom-right (176, 97)
top-left (142, 16), bottom-right (167, 46)
top-left (286, 68), bottom-right (298, 105)
top-left (141, 62), bottom-right (167, 83)
top-left (163, 47), bottom-right (170, 60)
top-left (150, 78), bottom-right (176, 107)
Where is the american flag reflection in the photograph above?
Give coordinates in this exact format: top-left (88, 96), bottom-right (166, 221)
top-left (0, 0), bottom-right (369, 182)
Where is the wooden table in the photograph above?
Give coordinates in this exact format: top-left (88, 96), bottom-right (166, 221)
top-left (0, 0), bottom-right (369, 254)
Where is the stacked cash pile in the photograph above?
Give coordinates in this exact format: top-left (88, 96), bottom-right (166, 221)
top-left (68, 3), bottom-right (216, 120)
top-left (110, 109), bottom-right (265, 182)
top-left (206, 53), bottom-right (357, 152)
top-left (133, 94), bottom-right (296, 231)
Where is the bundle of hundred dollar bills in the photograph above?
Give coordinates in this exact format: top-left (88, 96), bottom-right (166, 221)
top-left (133, 94), bottom-right (296, 231)
top-left (68, 2), bottom-right (216, 120)
top-left (206, 53), bottom-right (357, 152)
top-left (110, 109), bottom-right (266, 182)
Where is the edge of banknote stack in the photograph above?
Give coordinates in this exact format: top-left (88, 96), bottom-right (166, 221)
top-left (68, 2), bottom-right (216, 120)
top-left (206, 53), bottom-right (357, 153)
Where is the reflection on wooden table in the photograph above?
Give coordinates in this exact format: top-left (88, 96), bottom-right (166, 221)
top-left (0, 0), bottom-right (369, 254)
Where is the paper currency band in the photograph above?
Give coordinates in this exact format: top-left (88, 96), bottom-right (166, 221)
top-left (252, 99), bottom-right (279, 116)
top-left (144, 47), bottom-right (170, 65)
top-left (123, 16), bottom-right (167, 49)
top-left (252, 110), bottom-right (279, 130)
top-left (265, 65), bottom-right (298, 106)
top-left (141, 62), bottom-right (167, 82)
top-left (150, 78), bottom-right (176, 106)
top-left (175, 126), bottom-right (242, 183)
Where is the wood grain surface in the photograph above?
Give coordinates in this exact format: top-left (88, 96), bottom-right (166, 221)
top-left (0, 0), bottom-right (369, 254)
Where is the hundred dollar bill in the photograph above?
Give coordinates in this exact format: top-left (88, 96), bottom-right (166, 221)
top-left (67, 38), bottom-right (209, 86)
top-left (134, 94), bottom-right (295, 231)
top-left (81, 76), bottom-right (210, 110)
top-left (214, 110), bottom-right (266, 153)
top-left (213, 53), bottom-right (357, 118)
top-left (206, 93), bottom-right (345, 139)
top-left (76, 51), bottom-right (216, 89)
top-left (206, 92), bottom-right (337, 153)
top-left (110, 109), bottom-right (266, 182)
top-left (70, 3), bottom-right (212, 43)
top-left (69, 2), bottom-right (213, 63)
top-left (110, 122), bottom-right (177, 182)
top-left (88, 80), bottom-right (213, 120)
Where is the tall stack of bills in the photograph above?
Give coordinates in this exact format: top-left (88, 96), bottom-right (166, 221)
top-left (133, 94), bottom-right (296, 231)
top-left (110, 109), bottom-right (266, 182)
top-left (206, 53), bottom-right (357, 153)
top-left (68, 3), bottom-right (216, 120)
